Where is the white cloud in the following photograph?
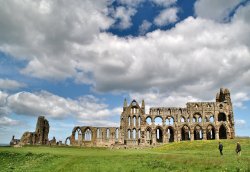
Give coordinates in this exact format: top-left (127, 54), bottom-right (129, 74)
top-left (0, 79), bottom-right (26, 90)
top-left (3, 91), bottom-right (121, 124)
top-left (0, 1), bottom-right (250, 110)
top-left (139, 20), bottom-right (152, 35)
top-left (154, 7), bottom-right (178, 26)
top-left (111, 6), bottom-right (137, 29)
top-left (0, 0), bottom-right (114, 79)
top-left (117, 0), bottom-right (145, 7)
top-left (194, 0), bottom-right (242, 21)
top-left (151, 0), bottom-right (177, 7)
top-left (235, 119), bottom-right (246, 127)
top-left (0, 116), bottom-right (20, 126)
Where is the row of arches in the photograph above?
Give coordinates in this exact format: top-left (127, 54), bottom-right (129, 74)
top-left (73, 127), bottom-right (119, 144)
top-left (142, 112), bottom-right (227, 126)
top-left (138, 124), bottom-right (227, 145)
top-left (127, 116), bottom-right (141, 126)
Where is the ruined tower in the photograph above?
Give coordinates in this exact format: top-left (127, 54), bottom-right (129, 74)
top-left (19, 116), bottom-right (50, 145)
top-left (35, 116), bottom-right (49, 144)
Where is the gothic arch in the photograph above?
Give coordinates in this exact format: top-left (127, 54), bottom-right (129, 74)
top-left (219, 124), bottom-right (227, 139)
top-left (154, 116), bottom-right (163, 125)
top-left (181, 125), bottom-right (190, 141)
top-left (83, 128), bottom-right (92, 141)
top-left (206, 124), bottom-right (215, 140)
top-left (155, 126), bottom-right (164, 143)
top-left (146, 116), bottom-right (152, 125)
top-left (194, 125), bottom-right (203, 140)
top-left (218, 112), bottom-right (226, 122)
top-left (166, 126), bottom-right (174, 142)
top-left (166, 116), bottom-right (174, 125)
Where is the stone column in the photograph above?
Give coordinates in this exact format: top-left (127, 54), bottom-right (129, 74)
top-left (202, 130), bottom-right (207, 140)
top-left (215, 131), bottom-right (219, 140)
top-left (190, 131), bottom-right (194, 141)
top-left (152, 130), bottom-right (156, 145)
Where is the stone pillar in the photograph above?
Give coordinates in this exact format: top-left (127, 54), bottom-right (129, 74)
top-left (152, 130), bottom-right (156, 145)
top-left (164, 132), bottom-right (168, 143)
top-left (215, 131), bottom-right (219, 140)
top-left (190, 131), bottom-right (194, 141)
top-left (202, 130), bottom-right (207, 140)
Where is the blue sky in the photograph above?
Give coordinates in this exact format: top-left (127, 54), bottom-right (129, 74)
top-left (0, 0), bottom-right (250, 144)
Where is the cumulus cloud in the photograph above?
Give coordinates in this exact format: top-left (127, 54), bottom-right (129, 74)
top-left (194, 0), bottom-right (242, 21)
top-left (139, 20), bottom-right (152, 35)
top-left (154, 7), bottom-right (179, 26)
top-left (235, 119), bottom-right (246, 127)
top-left (0, 0), bottom-right (114, 79)
top-left (6, 91), bottom-right (121, 120)
top-left (0, 91), bottom-right (9, 116)
top-left (0, 79), bottom-right (26, 90)
top-left (117, 0), bottom-right (145, 7)
top-left (0, 1), bottom-right (250, 110)
top-left (110, 6), bottom-right (137, 29)
top-left (0, 116), bottom-right (20, 126)
top-left (151, 0), bottom-right (177, 7)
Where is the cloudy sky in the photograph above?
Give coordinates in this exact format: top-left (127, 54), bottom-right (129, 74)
top-left (0, 0), bottom-right (250, 144)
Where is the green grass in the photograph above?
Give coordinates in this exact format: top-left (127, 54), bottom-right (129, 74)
top-left (0, 139), bottom-right (250, 172)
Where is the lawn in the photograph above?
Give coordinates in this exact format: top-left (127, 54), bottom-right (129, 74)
top-left (0, 138), bottom-right (249, 172)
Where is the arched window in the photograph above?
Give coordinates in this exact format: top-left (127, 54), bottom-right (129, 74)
top-left (128, 130), bottom-right (131, 139)
top-left (138, 129), bottom-right (141, 138)
top-left (133, 116), bottom-right (136, 127)
top-left (138, 116), bottom-right (141, 126)
top-left (198, 117), bottom-right (202, 123)
top-left (115, 128), bottom-right (119, 140)
top-left (146, 117), bottom-right (152, 125)
top-left (84, 128), bottom-right (92, 141)
top-left (181, 117), bottom-right (185, 123)
top-left (155, 117), bottom-right (163, 125)
top-left (106, 128), bottom-right (110, 139)
top-left (210, 116), bottom-right (214, 122)
top-left (133, 129), bottom-right (136, 139)
top-left (219, 125), bottom-right (227, 139)
top-left (218, 113), bottom-right (226, 121)
top-left (128, 116), bottom-right (131, 126)
top-left (75, 128), bottom-right (82, 144)
top-left (193, 117), bottom-right (196, 122)
top-left (167, 128), bottom-right (174, 142)
top-left (166, 117), bottom-right (174, 125)
top-left (206, 125), bottom-right (215, 140)
top-left (156, 128), bottom-right (163, 143)
top-left (146, 130), bottom-right (151, 140)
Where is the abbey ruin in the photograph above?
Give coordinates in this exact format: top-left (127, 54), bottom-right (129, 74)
top-left (67, 88), bottom-right (235, 147)
top-left (10, 116), bottom-right (50, 146)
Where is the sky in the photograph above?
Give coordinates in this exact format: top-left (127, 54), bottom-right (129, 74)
top-left (0, 0), bottom-right (250, 144)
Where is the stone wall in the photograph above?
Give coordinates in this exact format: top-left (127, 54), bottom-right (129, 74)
top-left (19, 116), bottom-right (50, 145)
top-left (69, 88), bottom-right (235, 147)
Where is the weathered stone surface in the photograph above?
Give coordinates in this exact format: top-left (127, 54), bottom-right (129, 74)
top-left (69, 88), bottom-right (235, 147)
top-left (13, 116), bottom-right (50, 146)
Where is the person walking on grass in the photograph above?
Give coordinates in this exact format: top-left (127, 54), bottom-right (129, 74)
top-left (236, 142), bottom-right (241, 156)
top-left (218, 142), bottom-right (223, 155)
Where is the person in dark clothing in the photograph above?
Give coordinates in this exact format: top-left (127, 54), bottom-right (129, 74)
top-left (236, 142), bottom-right (241, 156)
top-left (218, 142), bottom-right (223, 155)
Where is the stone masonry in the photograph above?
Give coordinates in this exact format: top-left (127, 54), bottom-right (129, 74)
top-left (69, 88), bottom-right (235, 147)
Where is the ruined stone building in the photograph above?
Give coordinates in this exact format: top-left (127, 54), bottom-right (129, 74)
top-left (18, 116), bottom-right (50, 145)
top-left (68, 88), bottom-right (235, 147)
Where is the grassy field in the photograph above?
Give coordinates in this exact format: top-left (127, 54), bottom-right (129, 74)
top-left (0, 139), bottom-right (249, 172)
